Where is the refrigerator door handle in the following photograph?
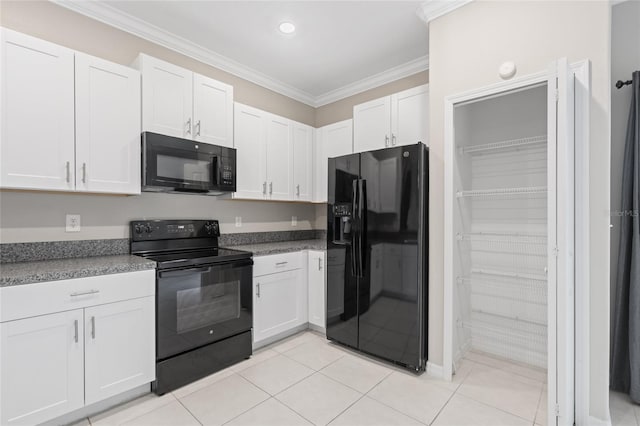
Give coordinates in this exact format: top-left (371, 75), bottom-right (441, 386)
top-left (358, 179), bottom-right (367, 277)
top-left (351, 179), bottom-right (359, 277)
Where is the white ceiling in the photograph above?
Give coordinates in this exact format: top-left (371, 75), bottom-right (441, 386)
top-left (57, 1), bottom-right (429, 106)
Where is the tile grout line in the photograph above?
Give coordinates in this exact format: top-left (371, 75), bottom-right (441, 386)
top-left (532, 382), bottom-right (545, 426)
top-left (173, 395), bottom-right (204, 426)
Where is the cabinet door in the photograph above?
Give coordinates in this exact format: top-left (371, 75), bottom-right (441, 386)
top-left (75, 53), bottom-right (141, 194)
top-left (253, 269), bottom-right (305, 344)
top-left (139, 54), bottom-right (193, 138)
top-left (353, 96), bottom-right (391, 153)
top-left (292, 122), bottom-right (313, 201)
top-left (1, 29), bottom-right (75, 191)
top-left (233, 103), bottom-right (267, 199)
top-left (193, 74), bottom-right (234, 147)
top-left (391, 85), bottom-right (429, 147)
top-left (0, 310), bottom-right (84, 425)
top-left (314, 119), bottom-right (353, 203)
top-left (308, 251), bottom-right (326, 329)
top-left (265, 114), bottom-right (293, 200)
top-left (84, 297), bottom-right (155, 405)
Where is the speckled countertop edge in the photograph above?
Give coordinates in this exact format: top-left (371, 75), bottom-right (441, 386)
top-left (225, 239), bottom-right (326, 257)
top-left (0, 255), bottom-right (156, 287)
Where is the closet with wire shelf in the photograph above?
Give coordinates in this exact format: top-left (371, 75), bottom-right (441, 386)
top-left (451, 83), bottom-right (549, 369)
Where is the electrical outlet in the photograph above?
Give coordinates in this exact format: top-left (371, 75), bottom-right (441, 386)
top-left (66, 214), bottom-right (81, 232)
top-left (235, 216), bottom-right (242, 227)
top-left (291, 216), bottom-right (298, 226)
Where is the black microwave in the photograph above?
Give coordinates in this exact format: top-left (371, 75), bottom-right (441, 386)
top-left (142, 132), bottom-right (236, 195)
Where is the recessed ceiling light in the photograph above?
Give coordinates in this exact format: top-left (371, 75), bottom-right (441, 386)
top-left (279, 22), bottom-right (296, 34)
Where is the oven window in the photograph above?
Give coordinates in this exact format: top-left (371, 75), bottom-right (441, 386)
top-left (157, 154), bottom-right (211, 183)
top-left (176, 280), bottom-right (240, 333)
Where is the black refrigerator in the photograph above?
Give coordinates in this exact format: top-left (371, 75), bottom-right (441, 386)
top-left (326, 142), bottom-right (428, 372)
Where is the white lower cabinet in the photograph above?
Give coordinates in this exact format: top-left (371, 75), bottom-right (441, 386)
top-left (252, 252), bottom-right (307, 345)
top-left (0, 270), bottom-right (155, 425)
top-left (0, 310), bottom-right (84, 426)
top-left (307, 250), bottom-right (326, 330)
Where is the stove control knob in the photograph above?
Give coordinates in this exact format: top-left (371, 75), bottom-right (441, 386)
top-left (134, 224), bottom-right (143, 235)
top-left (204, 222), bottom-right (213, 234)
top-left (144, 224), bottom-right (153, 234)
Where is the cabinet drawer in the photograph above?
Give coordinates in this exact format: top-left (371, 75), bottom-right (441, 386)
top-left (0, 270), bottom-right (155, 322)
top-left (253, 252), bottom-right (302, 276)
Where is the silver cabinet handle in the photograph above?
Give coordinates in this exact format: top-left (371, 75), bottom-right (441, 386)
top-left (276, 261), bottom-right (288, 266)
top-left (82, 163), bottom-right (87, 184)
top-left (91, 316), bottom-right (96, 339)
top-left (196, 120), bottom-right (201, 136)
top-left (256, 283), bottom-right (260, 298)
top-left (186, 118), bottom-right (192, 135)
top-left (296, 184), bottom-right (300, 197)
top-left (269, 182), bottom-right (273, 195)
top-left (70, 289), bottom-right (100, 297)
top-left (318, 258), bottom-right (322, 271)
top-left (263, 181), bottom-right (266, 195)
top-left (392, 134), bottom-right (397, 146)
top-left (385, 135), bottom-right (390, 147)
top-left (74, 319), bottom-right (79, 343)
top-left (66, 161), bottom-right (71, 183)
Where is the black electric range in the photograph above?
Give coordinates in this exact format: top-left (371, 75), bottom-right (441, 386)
top-left (131, 219), bottom-right (253, 395)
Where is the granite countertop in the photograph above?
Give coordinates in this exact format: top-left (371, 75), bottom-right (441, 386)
top-left (0, 255), bottom-right (156, 287)
top-left (226, 239), bottom-right (326, 256)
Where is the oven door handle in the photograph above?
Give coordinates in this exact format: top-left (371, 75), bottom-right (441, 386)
top-left (158, 266), bottom-right (212, 278)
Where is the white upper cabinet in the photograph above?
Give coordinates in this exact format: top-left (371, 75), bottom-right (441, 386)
top-left (233, 102), bottom-right (300, 201)
top-left (193, 73), bottom-right (234, 146)
top-left (353, 96), bottom-right (391, 153)
top-left (1, 29), bottom-right (141, 195)
top-left (136, 54), bottom-right (234, 147)
top-left (234, 103), bottom-right (268, 199)
top-left (292, 122), bottom-right (314, 202)
top-left (314, 119), bottom-right (353, 203)
top-left (391, 85), bottom-right (429, 147)
top-left (265, 115), bottom-right (293, 200)
top-left (75, 53), bottom-right (141, 194)
top-left (1, 29), bottom-right (75, 191)
top-left (353, 84), bottom-right (428, 152)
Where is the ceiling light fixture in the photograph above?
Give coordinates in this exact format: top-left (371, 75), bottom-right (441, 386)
top-left (279, 21), bottom-right (296, 34)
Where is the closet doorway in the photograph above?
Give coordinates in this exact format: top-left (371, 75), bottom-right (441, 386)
top-left (443, 59), bottom-right (591, 426)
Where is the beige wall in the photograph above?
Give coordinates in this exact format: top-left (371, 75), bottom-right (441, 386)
top-left (0, 0), bottom-right (316, 126)
top-left (315, 71), bottom-right (429, 127)
top-left (429, 0), bottom-right (610, 421)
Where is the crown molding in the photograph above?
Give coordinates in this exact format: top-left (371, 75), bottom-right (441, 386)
top-left (51, 0), bottom-right (429, 108)
top-left (417, 0), bottom-right (473, 24)
top-left (51, 0), bottom-right (317, 106)
top-left (314, 56), bottom-right (429, 107)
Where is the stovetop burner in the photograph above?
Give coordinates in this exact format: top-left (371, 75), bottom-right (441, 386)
top-left (130, 219), bottom-right (252, 269)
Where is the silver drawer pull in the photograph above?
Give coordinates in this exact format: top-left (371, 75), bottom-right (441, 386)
top-left (275, 261), bottom-right (288, 266)
top-left (91, 316), bottom-right (96, 339)
top-left (70, 289), bottom-right (100, 297)
top-left (74, 319), bottom-right (79, 343)
top-left (318, 258), bottom-right (322, 271)
top-left (256, 283), bottom-right (261, 298)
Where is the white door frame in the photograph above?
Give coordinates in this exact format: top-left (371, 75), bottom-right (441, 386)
top-left (442, 60), bottom-right (591, 425)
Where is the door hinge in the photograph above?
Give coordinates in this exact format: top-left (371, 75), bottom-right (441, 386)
top-left (555, 403), bottom-right (560, 417)
top-left (554, 89), bottom-right (559, 102)
top-left (552, 246), bottom-right (559, 257)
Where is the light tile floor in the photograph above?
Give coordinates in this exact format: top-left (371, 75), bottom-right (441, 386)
top-left (610, 390), bottom-right (640, 425)
top-left (77, 331), bottom-right (549, 426)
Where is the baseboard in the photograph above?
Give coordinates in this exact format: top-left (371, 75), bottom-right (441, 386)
top-left (252, 323), bottom-right (310, 350)
top-left (588, 415), bottom-right (612, 426)
top-left (307, 323), bottom-right (326, 334)
top-left (426, 362), bottom-right (444, 378)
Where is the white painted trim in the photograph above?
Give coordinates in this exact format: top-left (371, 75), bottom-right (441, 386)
top-left (588, 415), bottom-right (612, 426)
top-left (314, 56), bottom-right (429, 107)
top-left (572, 59), bottom-right (592, 426)
top-left (51, 0), bottom-right (430, 108)
top-left (426, 362), bottom-right (444, 379)
top-left (417, 0), bottom-right (474, 24)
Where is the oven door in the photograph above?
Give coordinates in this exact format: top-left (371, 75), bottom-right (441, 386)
top-left (156, 258), bottom-right (253, 360)
top-left (143, 132), bottom-right (221, 193)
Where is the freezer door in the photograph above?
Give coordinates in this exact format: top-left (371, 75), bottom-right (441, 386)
top-left (358, 144), bottom-right (427, 369)
top-left (326, 154), bottom-right (360, 348)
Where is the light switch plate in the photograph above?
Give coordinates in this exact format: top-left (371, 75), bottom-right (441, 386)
top-left (66, 214), bottom-right (81, 232)
top-left (235, 216), bottom-right (242, 227)
top-left (291, 216), bottom-right (298, 226)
